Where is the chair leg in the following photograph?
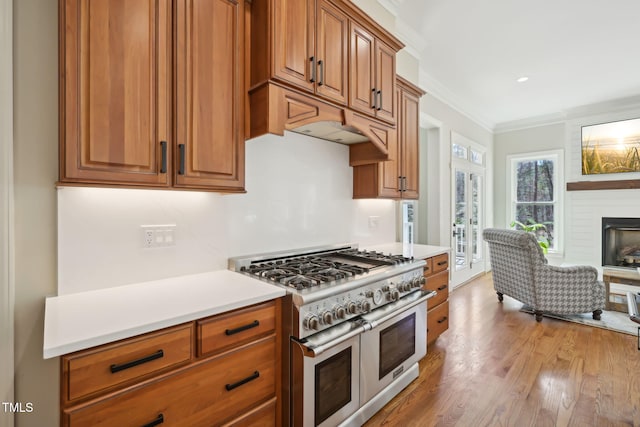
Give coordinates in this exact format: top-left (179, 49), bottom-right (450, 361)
top-left (534, 310), bottom-right (543, 322)
top-left (497, 292), bottom-right (504, 302)
top-left (592, 309), bottom-right (602, 320)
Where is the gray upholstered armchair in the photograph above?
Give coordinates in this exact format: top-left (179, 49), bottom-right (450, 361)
top-left (483, 228), bottom-right (606, 322)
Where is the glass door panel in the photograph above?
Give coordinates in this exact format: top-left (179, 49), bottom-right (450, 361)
top-left (454, 169), bottom-right (467, 272)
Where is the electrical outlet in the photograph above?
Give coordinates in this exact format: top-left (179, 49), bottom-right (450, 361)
top-left (141, 224), bottom-right (177, 248)
top-left (141, 226), bottom-right (155, 248)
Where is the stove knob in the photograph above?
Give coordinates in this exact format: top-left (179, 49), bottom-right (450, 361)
top-left (322, 311), bottom-right (333, 325)
top-left (305, 315), bottom-right (320, 331)
top-left (334, 305), bottom-right (346, 319)
top-left (347, 301), bottom-right (358, 314)
top-left (381, 285), bottom-right (390, 292)
top-left (389, 289), bottom-right (400, 301)
top-left (412, 276), bottom-right (425, 288)
top-left (400, 281), bottom-right (411, 292)
top-left (361, 300), bottom-right (372, 312)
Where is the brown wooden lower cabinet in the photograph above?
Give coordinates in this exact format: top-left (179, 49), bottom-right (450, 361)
top-left (427, 300), bottom-right (449, 344)
top-left (61, 300), bottom-right (282, 427)
top-left (422, 253), bottom-right (450, 345)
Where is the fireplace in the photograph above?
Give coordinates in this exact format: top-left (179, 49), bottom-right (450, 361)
top-left (602, 217), bottom-right (640, 268)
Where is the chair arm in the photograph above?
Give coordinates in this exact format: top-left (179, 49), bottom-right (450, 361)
top-left (539, 264), bottom-right (598, 283)
top-left (534, 264), bottom-right (605, 313)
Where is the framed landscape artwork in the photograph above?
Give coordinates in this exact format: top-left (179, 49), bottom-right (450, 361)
top-left (582, 117), bottom-right (640, 175)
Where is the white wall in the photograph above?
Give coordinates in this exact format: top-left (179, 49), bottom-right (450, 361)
top-left (420, 94), bottom-right (494, 256)
top-left (1, 0), bottom-right (14, 424)
top-left (493, 123), bottom-right (566, 229)
top-left (13, 0), bottom-right (60, 425)
top-left (58, 133), bottom-right (396, 294)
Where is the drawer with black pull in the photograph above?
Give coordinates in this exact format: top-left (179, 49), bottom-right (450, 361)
top-left (424, 270), bottom-right (449, 309)
top-left (62, 323), bottom-right (193, 404)
top-left (63, 335), bottom-right (277, 427)
top-left (432, 253), bottom-right (449, 273)
top-left (197, 300), bottom-right (276, 357)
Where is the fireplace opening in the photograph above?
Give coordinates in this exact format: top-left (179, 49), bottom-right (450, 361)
top-left (602, 217), bottom-right (640, 268)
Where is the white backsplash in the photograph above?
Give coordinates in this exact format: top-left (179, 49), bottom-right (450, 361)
top-left (57, 132), bottom-right (396, 294)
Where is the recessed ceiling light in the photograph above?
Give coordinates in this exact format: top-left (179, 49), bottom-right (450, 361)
top-left (517, 76), bottom-right (529, 83)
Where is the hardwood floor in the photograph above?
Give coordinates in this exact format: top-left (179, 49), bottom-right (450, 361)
top-left (365, 273), bottom-right (640, 426)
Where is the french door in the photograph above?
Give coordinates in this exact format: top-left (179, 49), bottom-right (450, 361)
top-left (451, 165), bottom-right (484, 287)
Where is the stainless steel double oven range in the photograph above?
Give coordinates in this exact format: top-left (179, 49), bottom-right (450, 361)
top-left (229, 244), bottom-right (435, 427)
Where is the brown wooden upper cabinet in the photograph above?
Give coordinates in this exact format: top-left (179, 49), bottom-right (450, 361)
top-left (349, 23), bottom-right (396, 124)
top-left (272, 0), bottom-right (349, 105)
top-left (59, 0), bottom-right (245, 192)
top-left (353, 76), bottom-right (425, 199)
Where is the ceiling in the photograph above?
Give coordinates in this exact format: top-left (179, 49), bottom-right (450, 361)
top-left (387, 0), bottom-right (640, 130)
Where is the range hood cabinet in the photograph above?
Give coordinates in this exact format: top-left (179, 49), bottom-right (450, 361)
top-left (248, 82), bottom-right (395, 166)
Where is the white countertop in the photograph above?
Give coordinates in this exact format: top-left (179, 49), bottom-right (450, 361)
top-left (363, 242), bottom-right (450, 260)
top-left (43, 270), bottom-right (285, 359)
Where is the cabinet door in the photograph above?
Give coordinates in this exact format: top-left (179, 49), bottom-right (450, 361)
top-left (273, 0), bottom-right (315, 92)
top-left (400, 87), bottom-right (420, 199)
top-left (61, 0), bottom-right (172, 186)
top-left (377, 86), bottom-right (402, 198)
top-left (315, 0), bottom-right (349, 105)
top-left (349, 23), bottom-right (375, 116)
top-left (374, 41), bottom-right (396, 123)
top-left (174, 0), bottom-right (245, 191)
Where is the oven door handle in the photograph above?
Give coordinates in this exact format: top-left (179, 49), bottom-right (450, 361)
top-left (361, 290), bottom-right (436, 329)
top-left (295, 322), bottom-right (367, 357)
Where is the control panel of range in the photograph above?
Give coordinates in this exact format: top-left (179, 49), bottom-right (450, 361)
top-left (296, 268), bottom-right (425, 338)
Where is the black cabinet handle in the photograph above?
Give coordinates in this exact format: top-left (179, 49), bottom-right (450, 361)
top-left (225, 320), bottom-right (260, 336)
top-left (110, 350), bottom-right (164, 374)
top-left (225, 371), bottom-right (260, 391)
top-left (141, 414), bottom-right (164, 427)
top-left (310, 57), bottom-right (316, 83)
top-left (318, 60), bottom-right (324, 86)
top-left (371, 88), bottom-right (377, 109)
top-left (437, 285), bottom-right (448, 291)
top-left (376, 90), bottom-right (382, 110)
top-left (437, 261), bottom-right (448, 266)
top-left (178, 144), bottom-right (185, 175)
top-left (437, 316), bottom-right (448, 324)
top-left (160, 141), bottom-right (167, 174)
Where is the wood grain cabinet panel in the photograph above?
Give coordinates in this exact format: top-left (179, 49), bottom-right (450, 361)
top-left (425, 270), bottom-right (449, 310)
top-left (173, 0), bottom-right (245, 191)
top-left (348, 23), bottom-right (395, 124)
top-left (432, 253), bottom-right (449, 273)
top-left (427, 300), bottom-right (449, 343)
top-left (198, 300), bottom-right (276, 357)
top-left (315, 0), bottom-right (349, 104)
top-left (270, 0), bottom-right (349, 104)
top-left (60, 0), bottom-right (172, 186)
top-left (62, 323), bottom-right (193, 404)
top-left (272, 0), bottom-right (315, 91)
top-left (60, 298), bottom-right (283, 427)
top-left (64, 336), bottom-right (277, 427)
top-left (60, 0), bottom-right (245, 192)
top-left (352, 76), bottom-right (424, 199)
top-left (423, 253), bottom-right (450, 345)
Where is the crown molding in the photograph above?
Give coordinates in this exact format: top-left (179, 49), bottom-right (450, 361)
top-left (419, 69), bottom-right (495, 133)
top-left (565, 95), bottom-right (640, 120)
top-left (494, 95), bottom-right (640, 133)
top-left (493, 113), bottom-right (567, 134)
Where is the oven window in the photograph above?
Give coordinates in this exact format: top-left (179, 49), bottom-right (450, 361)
top-left (315, 347), bottom-right (352, 426)
top-left (379, 313), bottom-right (416, 379)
